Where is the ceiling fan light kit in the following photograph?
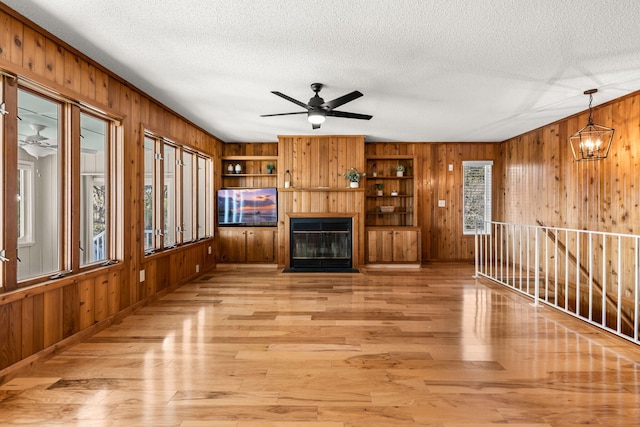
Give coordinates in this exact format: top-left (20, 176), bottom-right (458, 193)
top-left (307, 110), bottom-right (326, 125)
top-left (261, 82), bottom-right (372, 129)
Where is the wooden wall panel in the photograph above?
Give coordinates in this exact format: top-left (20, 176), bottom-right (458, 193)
top-left (94, 273), bottom-right (109, 322)
top-left (0, 302), bottom-right (20, 369)
top-left (500, 91), bottom-right (640, 234)
top-left (366, 142), bottom-right (501, 261)
top-left (279, 135), bottom-right (365, 188)
top-left (277, 135), bottom-right (366, 266)
top-left (43, 288), bottom-right (63, 347)
top-left (62, 283), bottom-right (80, 337)
top-left (0, 5), bottom-right (221, 379)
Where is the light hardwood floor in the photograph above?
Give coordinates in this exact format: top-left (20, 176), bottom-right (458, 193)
top-left (1, 262), bottom-right (639, 426)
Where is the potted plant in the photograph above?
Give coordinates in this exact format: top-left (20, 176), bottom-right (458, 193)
top-left (343, 167), bottom-right (365, 188)
top-left (396, 165), bottom-right (405, 176)
top-left (376, 183), bottom-right (383, 196)
top-left (266, 163), bottom-right (275, 174)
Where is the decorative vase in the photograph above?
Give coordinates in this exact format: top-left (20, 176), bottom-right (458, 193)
top-left (396, 171), bottom-right (403, 177)
top-left (227, 164), bottom-right (234, 174)
top-left (284, 169), bottom-right (292, 188)
top-left (235, 164), bottom-right (242, 174)
top-left (377, 190), bottom-right (383, 196)
top-left (350, 181), bottom-right (359, 188)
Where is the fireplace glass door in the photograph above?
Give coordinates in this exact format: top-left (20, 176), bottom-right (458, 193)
top-left (290, 218), bottom-right (352, 270)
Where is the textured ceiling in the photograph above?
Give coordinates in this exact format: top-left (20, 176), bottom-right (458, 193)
top-left (3, 0), bottom-right (640, 143)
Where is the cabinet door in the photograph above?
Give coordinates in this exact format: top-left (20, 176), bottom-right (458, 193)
top-left (217, 229), bottom-right (247, 262)
top-left (246, 229), bottom-right (276, 262)
top-left (392, 230), bottom-right (420, 262)
top-left (366, 230), bottom-right (394, 263)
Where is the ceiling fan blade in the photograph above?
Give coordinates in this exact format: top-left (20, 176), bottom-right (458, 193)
top-left (322, 91), bottom-right (363, 110)
top-left (260, 112), bottom-right (308, 117)
top-left (326, 110), bottom-right (373, 120)
top-left (312, 123), bottom-right (321, 130)
top-left (271, 91), bottom-right (309, 109)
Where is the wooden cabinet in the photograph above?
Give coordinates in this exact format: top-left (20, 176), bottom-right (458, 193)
top-left (221, 155), bottom-right (278, 188)
top-left (366, 227), bottom-right (421, 264)
top-left (217, 228), bottom-right (276, 263)
top-left (365, 155), bottom-right (416, 227)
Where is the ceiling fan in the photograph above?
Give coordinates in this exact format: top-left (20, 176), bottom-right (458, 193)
top-left (261, 83), bottom-right (372, 129)
top-left (19, 123), bottom-right (57, 158)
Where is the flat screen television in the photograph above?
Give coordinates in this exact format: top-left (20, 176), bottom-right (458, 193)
top-left (217, 187), bottom-right (278, 227)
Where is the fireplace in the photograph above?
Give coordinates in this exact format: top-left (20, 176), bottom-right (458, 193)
top-left (287, 217), bottom-right (357, 272)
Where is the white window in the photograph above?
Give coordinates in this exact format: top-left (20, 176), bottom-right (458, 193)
top-left (462, 160), bottom-right (493, 235)
top-left (17, 160), bottom-right (34, 246)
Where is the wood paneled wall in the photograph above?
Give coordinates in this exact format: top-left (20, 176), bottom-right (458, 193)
top-left (0, 5), bottom-right (219, 379)
top-left (277, 135), bottom-right (366, 266)
top-left (365, 142), bottom-right (502, 261)
top-left (497, 92), bottom-right (640, 330)
top-left (500, 91), bottom-right (640, 232)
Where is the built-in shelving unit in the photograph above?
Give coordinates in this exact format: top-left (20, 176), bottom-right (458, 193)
top-left (217, 144), bottom-right (279, 264)
top-left (365, 155), bottom-right (416, 227)
top-left (364, 154), bottom-right (420, 264)
top-left (220, 155), bottom-right (278, 188)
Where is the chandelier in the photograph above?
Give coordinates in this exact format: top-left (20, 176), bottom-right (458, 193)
top-left (569, 89), bottom-right (614, 161)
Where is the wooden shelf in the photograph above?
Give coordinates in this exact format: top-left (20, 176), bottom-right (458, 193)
top-left (279, 187), bottom-right (365, 192)
top-left (366, 175), bottom-right (413, 179)
top-left (223, 173), bottom-right (277, 178)
top-left (366, 211), bottom-right (413, 215)
top-left (221, 155), bottom-right (278, 161)
top-left (366, 195), bottom-right (412, 198)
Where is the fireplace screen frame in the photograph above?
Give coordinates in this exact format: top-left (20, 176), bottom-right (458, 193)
top-left (289, 217), bottom-right (353, 270)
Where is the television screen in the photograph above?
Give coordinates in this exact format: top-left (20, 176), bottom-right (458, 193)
top-left (217, 187), bottom-right (278, 227)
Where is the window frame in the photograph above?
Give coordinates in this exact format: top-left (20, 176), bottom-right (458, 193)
top-left (78, 110), bottom-right (112, 268)
top-left (143, 130), bottom-right (212, 256)
top-left (0, 77), bottom-right (122, 292)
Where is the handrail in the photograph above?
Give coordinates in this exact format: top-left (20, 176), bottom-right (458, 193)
top-left (475, 221), bottom-right (640, 346)
top-left (535, 220), bottom-right (634, 331)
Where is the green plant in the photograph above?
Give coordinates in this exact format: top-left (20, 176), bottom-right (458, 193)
top-left (343, 167), bottom-right (365, 183)
top-left (376, 183), bottom-right (383, 190)
top-left (266, 163), bottom-right (275, 171)
top-left (396, 164), bottom-right (405, 172)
